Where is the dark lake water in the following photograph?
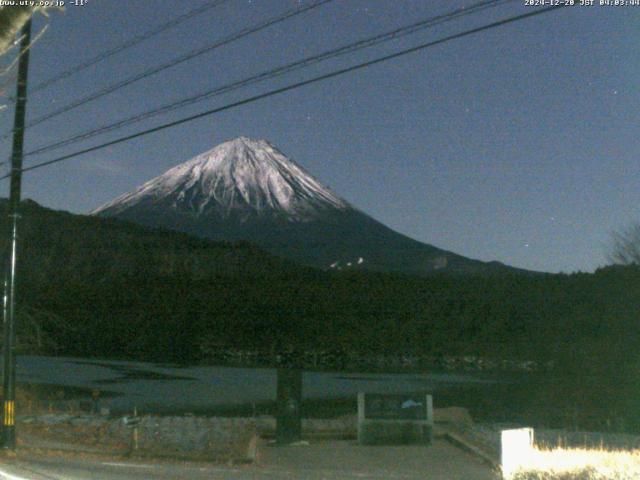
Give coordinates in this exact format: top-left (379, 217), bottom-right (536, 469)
top-left (13, 355), bottom-right (511, 417)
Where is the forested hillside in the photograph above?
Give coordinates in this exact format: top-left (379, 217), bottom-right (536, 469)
top-left (0, 200), bottom-right (636, 371)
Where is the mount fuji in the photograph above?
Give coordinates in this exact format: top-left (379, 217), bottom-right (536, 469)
top-left (93, 137), bottom-right (519, 275)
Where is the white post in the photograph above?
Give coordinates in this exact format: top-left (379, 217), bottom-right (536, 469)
top-left (501, 427), bottom-right (534, 479)
top-left (425, 394), bottom-right (433, 427)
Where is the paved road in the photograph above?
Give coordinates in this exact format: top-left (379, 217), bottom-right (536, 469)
top-left (0, 440), bottom-right (498, 479)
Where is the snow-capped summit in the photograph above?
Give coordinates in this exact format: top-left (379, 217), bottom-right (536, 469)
top-left (93, 137), bottom-right (349, 222)
top-left (94, 137), bottom-right (524, 276)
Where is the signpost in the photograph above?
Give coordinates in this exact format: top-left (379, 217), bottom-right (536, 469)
top-left (123, 407), bottom-right (141, 451)
top-left (357, 392), bottom-right (433, 445)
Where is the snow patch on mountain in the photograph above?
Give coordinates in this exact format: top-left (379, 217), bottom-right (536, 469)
top-left (93, 137), bottom-right (349, 222)
top-left (329, 257), bottom-right (366, 270)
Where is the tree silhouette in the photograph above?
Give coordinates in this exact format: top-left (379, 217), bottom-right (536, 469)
top-left (609, 223), bottom-right (640, 265)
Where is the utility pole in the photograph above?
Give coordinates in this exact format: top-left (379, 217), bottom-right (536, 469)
top-left (2, 18), bottom-right (31, 450)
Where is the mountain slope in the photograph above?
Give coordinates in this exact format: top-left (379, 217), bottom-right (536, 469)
top-left (94, 137), bottom-right (524, 275)
top-left (3, 198), bottom-right (296, 283)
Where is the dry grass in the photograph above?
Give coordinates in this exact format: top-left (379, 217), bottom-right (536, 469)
top-left (507, 447), bottom-right (640, 480)
top-left (2, 384), bottom-right (82, 415)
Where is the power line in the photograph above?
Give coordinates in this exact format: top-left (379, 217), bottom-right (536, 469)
top-left (0, 21), bottom-right (50, 91)
top-left (23, 0), bottom-right (233, 96)
top-left (1, 4), bottom-right (566, 181)
top-left (0, 0), bottom-right (334, 141)
top-left (25, 0), bottom-right (514, 158)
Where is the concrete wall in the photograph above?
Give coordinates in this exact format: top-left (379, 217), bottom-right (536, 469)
top-left (18, 414), bottom-right (258, 462)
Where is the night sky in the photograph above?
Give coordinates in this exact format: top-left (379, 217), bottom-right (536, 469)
top-left (0, 0), bottom-right (637, 274)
